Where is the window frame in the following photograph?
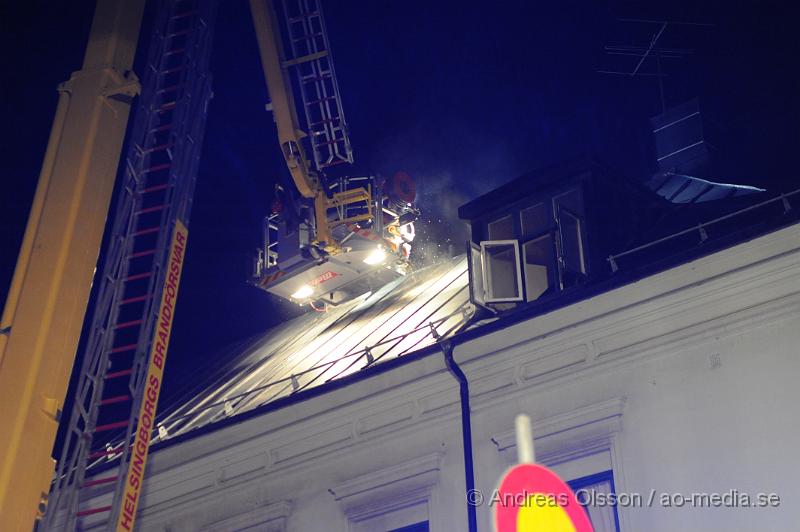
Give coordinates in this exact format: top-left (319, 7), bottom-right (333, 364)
top-left (474, 184), bottom-right (590, 306)
top-left (467, 242), bottom-right (488, 309)
top-left (520, 232), bottom-right (557, 302)
top-left (568, 470), bottom-right (621, 532)
top-left (555, 203), bottom-right (588, 289)
top-left (480, 239), bottom-right (524, 303)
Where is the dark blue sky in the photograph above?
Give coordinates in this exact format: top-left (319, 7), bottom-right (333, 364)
top-left (2, 0), bottom-right (798, 406)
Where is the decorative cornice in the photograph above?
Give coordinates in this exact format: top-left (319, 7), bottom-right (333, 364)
top-left (491, 397), bottom-right (625, 465)
top-left (330, 453), bottom-right (444, 520)
top-left (200, 500), bottom-right (292, 532)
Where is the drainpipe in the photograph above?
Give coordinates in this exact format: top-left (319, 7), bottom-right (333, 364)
top-left (440, 338), bottom-right (479, 532)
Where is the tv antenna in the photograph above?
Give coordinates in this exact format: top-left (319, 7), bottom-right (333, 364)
top-left (598, 18), bottom-right (714, 113)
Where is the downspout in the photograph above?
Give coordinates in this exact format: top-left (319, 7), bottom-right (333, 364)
top-left (440, 338), bottom-right (479, 532)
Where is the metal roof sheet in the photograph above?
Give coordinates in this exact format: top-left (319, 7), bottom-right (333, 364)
top-left (154, 256), bottom-right (471, 441)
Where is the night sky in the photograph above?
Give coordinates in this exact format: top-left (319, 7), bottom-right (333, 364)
top-left (2, 1), bottom-right (798, 410)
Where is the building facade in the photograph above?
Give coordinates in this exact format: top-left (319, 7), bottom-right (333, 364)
top-left (71, 157), bottom-right (800, 531)
top-left (73, 218), bottom-right (800, 531)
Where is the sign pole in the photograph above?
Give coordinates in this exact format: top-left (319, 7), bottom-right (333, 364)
top-left (494, 413), bottom-right (595, 531)
top-left (515, 414), bottom-right (535, 464)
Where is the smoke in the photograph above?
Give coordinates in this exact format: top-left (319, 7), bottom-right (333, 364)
top-left (409, 165), bottom-right (514, 267)
top-left (360, 116), bottom-right (526, 267)
top-left (409, 170), bottom-right (469, 266)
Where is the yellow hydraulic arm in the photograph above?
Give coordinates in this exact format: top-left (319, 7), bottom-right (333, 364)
top-left (0, 0), bottom-right (145, 528)
top-left (249, 0), bottom-right (370, 253)
top-left (249, 0), bottom-right (321, 200)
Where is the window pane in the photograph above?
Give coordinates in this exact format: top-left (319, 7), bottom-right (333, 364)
top-left (570, 471), bottom-right (620, 532)
top-left (469, 242), bottom-right (485, 305)
top-left (523, 236), bottom-right (552, 301)
top-left (553, 187), bottom-right (584, 216)
top-left (483, 242), bottom-right (520, 301)
top-left (488, 215), bottom-right (514, 239)
top-left (520, 203), bottom-right (549, 236)
top-left (573, 479), bottom-right (619, 532)
top-left (560, 211), bottom-right (585, 275)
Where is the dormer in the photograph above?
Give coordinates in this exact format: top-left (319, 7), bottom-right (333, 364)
top-left (458, 157), bottom-right (654, 312)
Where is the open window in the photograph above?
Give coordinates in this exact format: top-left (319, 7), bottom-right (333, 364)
top-left (468, 184), bottom-right (589, 310)
top-left (468, 242), bottom-right (486, 308)
top-left (522, 234), bottom-right (553, 301)
top-left (469, 240), bottom-right (523, 305)
top-left (556, 205), bottom-right (587, 289)
top-left (553, 188), bottom-right (587, 289)
top-left (483, 240), bottom-right (523, 303)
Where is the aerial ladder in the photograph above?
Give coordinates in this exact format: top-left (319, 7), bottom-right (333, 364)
top-left (249, 0), bottom-right (419, 307)
top-left (0, 0), bottom-right (146, 528)
top-left (1, 0), bottom-right (416, 530)
top-left (37, 1), bottom-right (217, 530)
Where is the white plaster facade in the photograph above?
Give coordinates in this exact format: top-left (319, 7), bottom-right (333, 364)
top-left (81, 223), bottom-right (800, 531)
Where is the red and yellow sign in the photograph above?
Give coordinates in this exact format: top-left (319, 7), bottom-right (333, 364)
top-left (309, 270), bottom-right (339, 286)
top-left (116, 220), bottom-right (187, 532)
top-left (494, 463), bottom-right (594, 532)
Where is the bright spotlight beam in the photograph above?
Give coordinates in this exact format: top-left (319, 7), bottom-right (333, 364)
top-left (363, 248), bottom-right (387, 265)
top-left (291, 285), bottom-right (314, 299)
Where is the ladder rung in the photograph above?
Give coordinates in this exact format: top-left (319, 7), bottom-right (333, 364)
top-left (149, 123), bottom-right (173, 133)
top-left (128, 248), bottom-right (156, 259)
top-left (142, 183), bottom-right (170, 194)
top-left (292, 32), bottom-right (324, 43)
top-left (157, 84), bottom-right (181, 94)
top-left (159, 101), bottom-right (177, 111)
top-left (305, 96), bottom-right (336, 106)
top-left (132, 225), bottom-right (161, 236)
top-left (105, 368), bottom-right (133, 379)
top-left (288, 12), bottom-right (320, 23)
top-left (143, 163), bottom-right (171, 174)
top-left (314, 138), bottom-right (344, 147)
top-left (88, 448), bottom-right (119, 459)
top-left (76, 505), bottom-right (112, 517)
top-left (301, 73), bottom-right (332, 83)
top-left (110, 343), bottom-right (137, 354)
top-left (163, 47), bottom-right (187, 57)
top-left (124, 271), bottom-right (152, 282)
top-left (82, 475), bottom-right (118, 488)
top-left (144, 142), bottom-right (174, 153)
top-left (167, 28), bottom-right (192, 38)
top-left (136, 204), bottom-right (168, 215)
top-left (94, 420), bottom-right (128, 432)
top-left (120, 294), bottom-right (149, 305)
top-left (100, 395), bottom-right (132, 406)
top-left (161, 65), bottom-right (186, 75)
top-left (170, 10), bottom-right (198, 21)
top-left (309, 117), bottom-right (339, 127)
top-left (321, 158), bottom-right (349, 168)
top-left (114, 319), bottom-right (144, 330)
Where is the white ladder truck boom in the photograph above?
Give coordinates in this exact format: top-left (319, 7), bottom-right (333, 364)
top-left (249, 0), bottom-right (419, 307)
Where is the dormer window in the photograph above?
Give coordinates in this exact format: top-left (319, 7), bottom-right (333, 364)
top-left (553, 188), bottom-right (587, 289)
top-left (520, 202), bottom-right (549, 236)
top-left (481, 240), bottom-right (523, 303)
top-left (468, 185), bottom-right (588, 310)
top-left (487, 214), bottom-right (514, 240)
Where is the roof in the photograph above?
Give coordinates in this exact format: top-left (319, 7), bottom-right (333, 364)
top-left (154, 256), bottom-right (471, 441)
top-left (457, 156), bottom-right (617, 220)
top-left (149, 184), bottom-right (799, 448)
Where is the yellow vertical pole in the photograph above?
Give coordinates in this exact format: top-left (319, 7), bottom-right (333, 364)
top-left (249, 0), bottom-right (319, 198)
top-left (0, 0), bottom-right (145, 528)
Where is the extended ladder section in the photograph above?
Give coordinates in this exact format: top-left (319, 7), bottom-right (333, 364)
top-left (281, 0), bottom-right (353, 172)
top-left (41, 1), bottom-right (216, 529)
